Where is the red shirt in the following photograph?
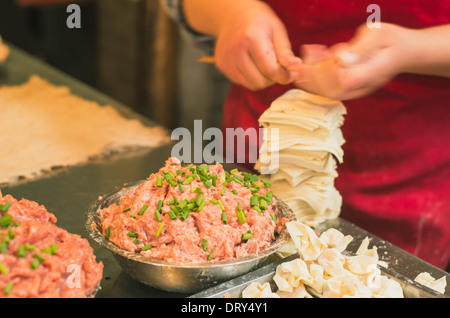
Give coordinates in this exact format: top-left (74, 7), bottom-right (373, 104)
top-left (221, 0), bottom-right (450, 268)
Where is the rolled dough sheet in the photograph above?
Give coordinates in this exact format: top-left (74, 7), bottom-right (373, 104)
top-left (0, 75), bottom-right (169, 184)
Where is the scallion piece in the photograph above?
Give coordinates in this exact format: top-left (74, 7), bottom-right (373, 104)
top-left (154, 209), bottom-right (162, 222)
top-left (241, 230), bottom-right (252, 242)
top-left (127, 232), bottom-right (138, 238)
top-left (200, 239), bottom-right (208, 252)
top-left (220, 187), bottom-right (226, 196)
top-left (0, 241), bottom-right (7, 254)
top-left (156, 177), bottom-right (163, 187)
top-left (122, 208), bottom-right (131, 213)
top-left (17, 245), bottom-right (27, 258)
top-left (203, 180), bottom-right (212, 189)
top-left (168, 210), bottom-right (177, 220)
top-left (221, 211), bottom-right (228, 224)
top-left (0, 201), bottom-right (11, 213)
top-left (207, 248), bottom-right (214, 261)
top-left (196, 193), bottom-right (204, 207)
top-left (155, 223), bottom-right (165, 237)
top-left (157, 200), bottom-right (164, 210)
top-left (141, 244), bottom-right (152, 251)
top-left (259, 199), bottom-right (267, 211)
top-left (3, 282), bottom-right (13, 295)
top-left (262, 180), bottom-right (271, 187)
top-left (250, 196), bottom-right (259, 207)
top-left (180, 209), bottom-right (190, 221)
top-left (0, 262), bottom-right (9, 274)
top-left (0, 214), bottom-right (13, 227)
top-left (197, 200), bottom-right (206, 211)
top-left (231, 190), bottom-right (238, 195)
top-left (138, 204), bottom-right (148, 215)
top-left (270, 213), bottom-right (277, 224)
top-left (236, 208), bottom-right (246, 224)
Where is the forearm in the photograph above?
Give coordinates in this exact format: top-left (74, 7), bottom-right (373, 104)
top-left (182, 0), bottom-right (260, 37)
top-left (403, 24), bottom-right (450, 78)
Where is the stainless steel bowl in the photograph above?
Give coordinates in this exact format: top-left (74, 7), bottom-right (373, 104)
top-left (85, 180), bottom-right (295, 294)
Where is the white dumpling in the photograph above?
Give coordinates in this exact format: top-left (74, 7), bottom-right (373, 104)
top-left (414, 272), bottom-right (447, 294)
top-left (286, 221), bottom-right (326, 261)
top-left (241, 282), bottom-right (280, 298)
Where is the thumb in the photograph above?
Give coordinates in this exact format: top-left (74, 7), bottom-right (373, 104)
top-left (272, 25), bottom-right (302, 69)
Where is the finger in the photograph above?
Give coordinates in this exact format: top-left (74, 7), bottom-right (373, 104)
top-left (237, 52), bottom-right (275, 90)
top-left (248, 37), bottom-right (295, 85)
top-left (300, 44), bottom-right (330, 64)
top-left (272, 24), bottom-right (302, 69)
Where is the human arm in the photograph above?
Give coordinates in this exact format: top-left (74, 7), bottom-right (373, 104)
top-left (291, 23), bottom-right (450, 100)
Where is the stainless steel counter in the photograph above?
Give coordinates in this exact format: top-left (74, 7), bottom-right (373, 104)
top-left (1, 44), bottom-right (448, 298)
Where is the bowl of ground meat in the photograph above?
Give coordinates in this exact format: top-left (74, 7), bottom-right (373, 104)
top-left (86, 157), bottom-right (294, 293)
top-left (0, 194), bottom-right (103, 298)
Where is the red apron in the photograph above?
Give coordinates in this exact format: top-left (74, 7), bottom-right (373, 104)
top-left (221, 0), bottom-right (450, 269)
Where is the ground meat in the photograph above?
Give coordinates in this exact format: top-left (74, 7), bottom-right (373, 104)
top-left (0, 195), bottom-right (103, 298)
top-left (100, 157), bottom-right (287, 263)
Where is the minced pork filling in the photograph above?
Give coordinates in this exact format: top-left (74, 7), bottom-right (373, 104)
top-left (100, 157), bottom-right (287, 263)
top-left (0, 195), bottom-right (103, 298)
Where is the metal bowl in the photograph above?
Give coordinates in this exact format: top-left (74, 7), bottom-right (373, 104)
top-left (85, 180), bottom-right (295, 294)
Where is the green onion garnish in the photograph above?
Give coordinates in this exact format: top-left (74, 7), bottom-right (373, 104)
top-left (138, 205), bottom-right (148, 215)
top-left (141, 244), bottom-right (152, 251)
top-left (201, 239), bottom-right (208, 251)
top-left (220, 187), bottom-right (226, 196)
top-left (0, 262), bottom-right (8, 274)
top-left (157, 200), bottom-right (164, 210)
top-left (241, 230), bottom-right (252, 242)
top-left (221, 211), bottom-right (228, 224)
top-left (156, 222), bottom-right (165, 237)
top-left (156, 177), bottom-right (163, 187)
top-left (262, 180), bottom-right (271, 187)
top-left (17, 245), bottom-right (26, 258)
top-left (271, 213), bottom-right (277, 224)
top-left (168, 210), bottom-right (177, 220)
top-left (154, 209), bottom-right (162, 222)
top-left (250, 196), bottom-right (259, 207)
top-left (197, 200), bottom-right (206, 211)
top-left (127, 232), bottom-right (138, 238)
top-left (122, 208), bottom-right (131, 213)
top-left (231, 190), bottom-right (237, 195)
top-left (0, 214), bottom-right (13, 227)
top-left (0, 201), bottom-right (11, 213)
top-left (196, 193), bottom-right (204, 207)
top-left (207, 248), bottom-right (214, 260)
top-left (3, 282), bottom-right (13, 295)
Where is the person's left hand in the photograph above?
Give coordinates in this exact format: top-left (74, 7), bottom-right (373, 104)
top-left (289, 23), bottom-right (416, 100)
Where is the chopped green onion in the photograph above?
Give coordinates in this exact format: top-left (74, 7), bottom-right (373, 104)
top-left (154, 209), bottom-right (162, 222)
top-left (210, 174), bottom-right (217, 187)
top-left (156, 223), bottom-right (165, 237)
top-left (196, 193), bottom-right (204, 207)
top-left (253, 206), bottom-right (262, 214)
top-left (182, 176), bottom-right (194, 185)
top-left (0, 214), bottom-right (13, 227)
top-left (157, 200), bottom-right (164, 210)
top-left (0, 241), bottom-right (7, 254)
top-left (236, 208), bottom-right (246, 224)
top-left (262, 180), bottom-right (271, 187)
top-left (168, 210), bottom-right (177, 220)
top-left (259, 199), bottom-right (267, 211)
top-left (231, 190), bottom-right (237, 195)
top-left (30, 258), bottom-right (39, 270)
top-left (156, 177), bottom-right (163, 187)
top-left (207, 248), bottom-right (214, 260)
top-left (25, 244), bottom-right (35, 251)
top-left (220, 187), bottom-right (226, 196)
top-left (141, 244), bottom-right (152, 251)
top-left (3, 282), bottom-right (13, 295)
top-left (138, 204), bottom-right (148, 215)
top-left (8, 229), bottom-right (14, 239)
top-left (173, 196), bottom-right (179, 205)
top-left (127, 232), bottom-right (138, 238)
top-left (105, 227), bottom-right (111, 239)
top-left (122, 208), bottom-right (131, 213)
top-left (203, 180), bottom-right (212, 189)
top-left (0, 201), bottom-right (11, 213)
top-left (201, 239), bottom-right (208, 251)
top-left (241, 230), bottom-right (252, 242)
top-left (197, 200), bottom-right (206, 211)
top-left (180, 209), bottom-right (190, 221)
top-left (176, 169), bottom-right (185, 176)
top-left (270, 213), bottom-right (277, 224)
top-left (0, 262), bottom-right (8, 274)
top-left (178, 181), bottom-right (184, 193)
top-left (221, 211), bottom-right (228, 224)
top-left (134, 239), bottom-right (141, 244)
top-left (230, 168), bottom-right (239, 175)
top-left (250, 196), bottom-right (259, 207)
top-left (8, 246), bottom-right (19, 260)
top-left (41, 243), bottom-right (57, 255)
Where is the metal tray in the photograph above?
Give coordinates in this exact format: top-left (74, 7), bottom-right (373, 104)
top-left (191, 218), bottom-right (450, 298)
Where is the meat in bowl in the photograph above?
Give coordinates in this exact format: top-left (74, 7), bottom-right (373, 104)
top-left (99, 157), bottom-right (288, 263)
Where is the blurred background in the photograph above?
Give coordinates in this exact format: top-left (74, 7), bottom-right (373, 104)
top-left (0, 0), bottom-right (230, 131)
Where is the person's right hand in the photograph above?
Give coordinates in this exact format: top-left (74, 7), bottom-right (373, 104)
top-left (213, 1), bottom-right (302, 91)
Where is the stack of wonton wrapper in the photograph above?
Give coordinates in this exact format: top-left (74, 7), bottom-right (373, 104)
top-left (255, 89), bottom-right (346, 227)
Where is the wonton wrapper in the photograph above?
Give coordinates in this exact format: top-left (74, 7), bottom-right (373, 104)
top-left (241, 282), bottom-right (280, 298)
top-left (414, 272), bottom-right (447, 294)
top-left (286, 221), bottom-right (326, 261)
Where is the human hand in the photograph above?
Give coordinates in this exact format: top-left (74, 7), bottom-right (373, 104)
top-left (213, 1), bottom-right (302, 91)
top-left (290, 23), bottom-right (416, 100)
